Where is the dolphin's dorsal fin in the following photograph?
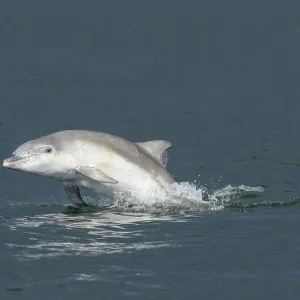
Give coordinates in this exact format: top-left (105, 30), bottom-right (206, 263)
top-left (75, 166), bottom-right (118, 184)
top-left (136, 140), bottom-right (173, 165)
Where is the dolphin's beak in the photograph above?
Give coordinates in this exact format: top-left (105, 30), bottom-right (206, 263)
top-left (3, 155), bottom-right (29, 169)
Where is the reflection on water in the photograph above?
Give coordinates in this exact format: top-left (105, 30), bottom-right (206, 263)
top-left (2, 182), bottom-right (273, 261)
top-left (5, 210), bottom-right (178, 260)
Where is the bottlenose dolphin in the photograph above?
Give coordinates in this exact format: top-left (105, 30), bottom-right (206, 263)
top-left (3, 130), bottom-right (176, 207)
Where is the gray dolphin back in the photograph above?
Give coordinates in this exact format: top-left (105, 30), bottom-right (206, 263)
top-left (50, 130), bottom-right (176, 187)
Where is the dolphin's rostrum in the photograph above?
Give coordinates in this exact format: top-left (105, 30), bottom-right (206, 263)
top-left (3, 130), bottom-right (176, 207)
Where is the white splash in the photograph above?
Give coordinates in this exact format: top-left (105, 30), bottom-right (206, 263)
top-left (87, 180), bottom-right (265, 215)
top-left (4, 179), bottom-right (266, 261)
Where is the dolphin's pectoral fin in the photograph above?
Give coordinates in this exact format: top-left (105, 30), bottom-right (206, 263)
top-left (63, 183), bottom-right (88, 207)
top-left (75, 166), bottom-right (118, 184)
top-left (136, 140), bottom-right (173, 166)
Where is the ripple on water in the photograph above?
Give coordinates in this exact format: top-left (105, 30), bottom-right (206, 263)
top-left (4, 181), bottom-right (288, 262)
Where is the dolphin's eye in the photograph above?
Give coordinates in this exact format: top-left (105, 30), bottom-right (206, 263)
top-left (41, 147), bottom-right (53, 153)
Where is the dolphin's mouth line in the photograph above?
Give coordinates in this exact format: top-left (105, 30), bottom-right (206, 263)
top-left (3, 154), bottom-right (36, 167)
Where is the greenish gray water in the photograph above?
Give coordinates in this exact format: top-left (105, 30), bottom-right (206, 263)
top-left (1, 1), bottom-right (300, 299)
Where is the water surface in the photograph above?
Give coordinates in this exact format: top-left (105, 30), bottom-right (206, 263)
top-left (1, 1), bottom-right (300, 299)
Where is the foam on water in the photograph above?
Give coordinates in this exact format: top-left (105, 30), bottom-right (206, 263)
top-left (2, 181), bottom-right (267, 261)
top-left (82, 180), bottom-right (266, 215)
top-left (5, 178), bottom-right (300, 262)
